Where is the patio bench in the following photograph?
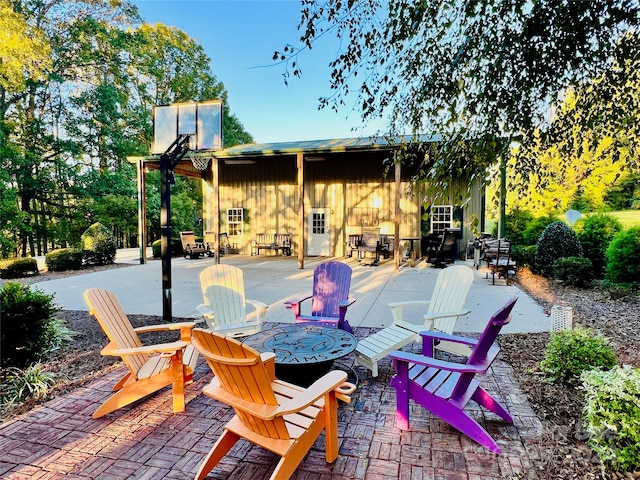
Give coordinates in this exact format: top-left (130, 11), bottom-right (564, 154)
top-left (251, 233), bottom-right (292, 256)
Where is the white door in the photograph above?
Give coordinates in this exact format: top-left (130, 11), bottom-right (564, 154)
top-left (308, 208), bottom-right (330, 256)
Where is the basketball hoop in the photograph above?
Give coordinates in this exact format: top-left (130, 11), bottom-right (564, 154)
top-left (188, 151), bottom-right (211, 171)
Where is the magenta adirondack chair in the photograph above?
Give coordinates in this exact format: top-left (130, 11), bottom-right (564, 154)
top-left (285, 261), bottom-right (355, 333)
top-left (389, 296), bottom-right (519, 454)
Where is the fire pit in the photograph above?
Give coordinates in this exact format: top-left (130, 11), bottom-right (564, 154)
top-left (243, 325), bottom-right (358, 386)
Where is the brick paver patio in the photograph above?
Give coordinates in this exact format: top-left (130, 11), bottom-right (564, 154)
top-left (0, 326), bottom-right (544, 479)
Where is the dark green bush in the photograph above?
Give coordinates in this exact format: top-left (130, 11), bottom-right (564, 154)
top-left (503, 208), bottom-right (536, 246)
top-left (582, 365), bottom-right (640, 472)
top-left (0, 283), bottom-right (63, 368)
top-left (152, 239), bottom-right (161, 258)
top-left (553, 256), bottom-right (594, 287)
top-left (152, 239), bottom-right (184, 258)
top-left (523, 214), bottom-right (558, 246)
top-left (534, 221), bottom-right (583, 277)
top-left (575, 213), bottom-right (623, 278)
top-left (81, 223), bottom-right (116, 266)
top-left (605, 226), bottom-right (640, 285)
top-left (0, 258), bottom-right (39, 279)
top-left (540, 326), bottom-right (617, 382)
top-left (45, 248), bottom-right (83, 272)
top-left (510, 244), bottom-right (536, 268)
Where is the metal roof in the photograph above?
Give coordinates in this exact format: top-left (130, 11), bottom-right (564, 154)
top-left (213, 135), bottom-right (440, 158)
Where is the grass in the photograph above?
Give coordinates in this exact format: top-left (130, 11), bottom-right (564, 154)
top-left (606, 210), bottom-right (640, 228)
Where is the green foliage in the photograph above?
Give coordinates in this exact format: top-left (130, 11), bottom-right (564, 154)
top-left (582, 365), bottom-right (640, 472)
top-left (540, 326), bottom-right (617, 382)
top-left (152, 239), bottom-right (162, 258)
top-left (81, 223), bottom-right (116, 266)
top-left (502, 208), bottom-right (535, 245)
top-left (575, 213), bottom-right (623, 278)
top-left (0, 283), bottom-right (64, 368)
top-left (552, 256), bottom-right (594, 288)
top-left (604, 174), bottom-right (640, 210)
top-left (522, 214), bottom-right (558, 246)
top-left (0, 363), bottom-right (57, 408)
top-left (605, 226), bottom-right (640, 285)
top-left (534, 222), bottom-right (583, 277)
top-left (510, 245), bottom-right (536, 268)
top-left (45, 248), bottom-right (83, 272)
top-left (0, 257), bottom-right (39, 279)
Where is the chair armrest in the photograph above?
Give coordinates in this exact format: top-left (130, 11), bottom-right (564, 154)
top-left (275, 370), bottom-right (350, 416)
top-left (102, 341), bottom-right (188, 357)
top-left (423, 309), bottom-right (471, 321)
top-left (339, 296), bottom-right (356, 308)
top-left (284, 295), bottom-right (312, 308)
top-left (196, 303), bottom-right (214, 318)
top-left (418, 329), bottom-right (480, 347)
top-left (246, 298), bottom-right (269, 323)
top-left (134, 322), bottom-right (196, 333)
top-left (389, 300), bottom-right (431, 322)
top-left (389, 350), bottom-right (487, 373)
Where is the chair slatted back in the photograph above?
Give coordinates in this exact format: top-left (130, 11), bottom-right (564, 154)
top-left (200, 265), bottom-right (248, 330)
top-left (427, 265), bottom-right (474, 333)
top-left (180, 231), bottom-right (198, 248)
top-left (311, 261), bottom-right (352, 318)
top-left (451, 296), bottom-right (518, 399)
top-left (360, 228), bottom-right (380, 251)
top-left (192, 329), bottom-right (290, 440)
top-left (85, 288), bottom-right (147, 374)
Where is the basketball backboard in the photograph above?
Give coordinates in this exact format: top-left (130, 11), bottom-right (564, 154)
top-left (152, 100), bottom-right (223, 154)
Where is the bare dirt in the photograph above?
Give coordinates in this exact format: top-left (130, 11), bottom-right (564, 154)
top-left (2, 265), bottom-right (640, 479)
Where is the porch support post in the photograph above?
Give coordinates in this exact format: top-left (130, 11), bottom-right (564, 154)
top-left (297, 152), bottom-right (304, 269)
top-left (212, 156), bottom-right (221, 264)
top-left (394, 159), bottom-right (401, 272)
top-left (136, 159), bottom-right (147, 264)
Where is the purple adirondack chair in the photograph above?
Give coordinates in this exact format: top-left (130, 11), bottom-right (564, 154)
top-left (285, 261), bottom-right (355, 333)
top-left (389, 296), bottom-right (519, 454)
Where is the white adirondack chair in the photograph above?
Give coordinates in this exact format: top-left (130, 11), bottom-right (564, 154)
top-left (354, 264), bottom-right (474, 377)
top-left (196, 264), bottom-right (268, 338)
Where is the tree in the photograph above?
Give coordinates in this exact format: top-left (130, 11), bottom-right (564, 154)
top-left (506, 31), bottom-right (640, 214)
top-left (276, 1), bottom-right (640, 187)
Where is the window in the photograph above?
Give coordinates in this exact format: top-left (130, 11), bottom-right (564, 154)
top-left (430, 205), bottom-right (453, 234)
top-left (227, 208), bottom-right (243, 237)
top-left (312, 212), bottom-right (326, 234)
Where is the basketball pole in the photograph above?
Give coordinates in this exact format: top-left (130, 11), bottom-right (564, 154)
top-left (160, 134), bottom-right (191, 322)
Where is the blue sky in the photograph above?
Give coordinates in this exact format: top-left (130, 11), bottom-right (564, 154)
top-left (133, 0), bottom-right (384, 144)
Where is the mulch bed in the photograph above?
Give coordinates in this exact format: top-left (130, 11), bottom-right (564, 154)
top-left (2, 265), bottom-right (640, 479)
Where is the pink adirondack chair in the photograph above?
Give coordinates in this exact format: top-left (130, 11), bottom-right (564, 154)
top-left (285, 261), bottom-right (355, 333)
top-left (389, 296), bottom-right (519, 454)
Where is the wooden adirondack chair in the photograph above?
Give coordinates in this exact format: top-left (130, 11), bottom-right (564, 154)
top-left (354, 264), bottom-right (474, 377)
top-left (389, 296), bottom-right (519, 454)
top-left (84, 288), bottom-right (198, 418)
top-left (196, 264), bottom-right (268, 338)
top-left (285, 260), bottom-right (355, 333)
top-left (191, 328), bottom-right (356, 480)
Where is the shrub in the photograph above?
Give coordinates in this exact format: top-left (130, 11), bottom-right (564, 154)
top-left (605, 226), bottom-right (640, 285)
top-left (523, 214), bottom-right (558, 246)
top-left (582, 365), bottom-right (640, 472)
top-left (152, 239), bottom-right (161, 258)
top-left (503, 208), bottom-right (536, 246)
top-left (81, 222), bottom-right (116, 266)
top-left (0, 282), bottom-right (67, 368)
top-left (0, 363), bottom-right (57, 408)
top-left (45, 248), bottom-right (83, 272)
top-left (553, 256), bottom-right (594, 287)
top-left (534, 221), bottom-right (583, 277)
top-left (540, 326), bottom-right (617, 382)
top-left (510, 244), bottom-right (536, 268)
top-left (0, 257), bottom-right (39, 279)
top-left (575, 213), bottom-right (623, 278)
